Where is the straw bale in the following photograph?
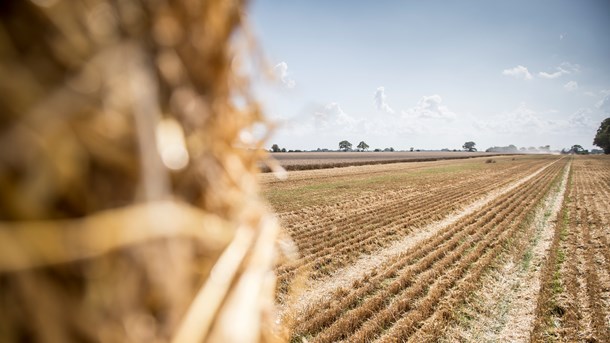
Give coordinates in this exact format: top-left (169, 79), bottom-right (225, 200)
top-left (0, 0), bottom-right (285, 342)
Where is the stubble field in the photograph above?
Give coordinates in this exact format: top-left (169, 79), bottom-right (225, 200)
top-left (261, 154), bottom-right (610, 342)
top-left (262, 151), bottom-right (500, 172)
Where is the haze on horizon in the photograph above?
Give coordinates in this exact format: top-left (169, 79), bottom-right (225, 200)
top-left (248, 0), bottom-right (610, 152)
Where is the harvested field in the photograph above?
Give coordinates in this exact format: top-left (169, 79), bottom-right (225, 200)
top-left (531, 155), bottom-right (610, 342)
top-left (263, 151), bottom-right (506, 171)
top-left (262, 155), bottom-right (610, 342)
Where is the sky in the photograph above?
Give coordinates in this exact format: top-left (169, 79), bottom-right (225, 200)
top-left (246, 0), bottom-right (610, 151)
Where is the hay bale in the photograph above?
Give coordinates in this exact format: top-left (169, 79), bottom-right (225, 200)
top-left (0, 0), bottom-right (284, 342)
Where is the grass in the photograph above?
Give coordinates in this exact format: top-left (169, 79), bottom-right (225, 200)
top-left (551, 207), bottom-right (569, 297)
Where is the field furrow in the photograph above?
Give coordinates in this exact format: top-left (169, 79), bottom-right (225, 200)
top-left (289, 160), bottom-right (561, 334)
top-left (287, 158), bottom-right (565, 342)
top-left (262, 155), bottom-right (610, 342)
top-left (436, 159), bottom-right (571, 342)
top-left (532, 156), bottom-right (610, 342)
top-left (270, 157), bottom-right (554, 297)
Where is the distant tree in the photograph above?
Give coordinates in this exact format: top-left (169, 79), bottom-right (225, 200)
top-left (281, 148), bottom-right (286, 152)
top-left (593, 117), bottom-right (610, 154)
top-left (569, 144), bottom-right (588, 155)
top-left (410, 147), bottom-right (414, 152)
top-left (271, 144), bottom-right (281, 152)
top-left (357, 141), bottom-right (369, 151)
top-left (339, 140), bottom-right (352, 151)
top-left (462, 141), bottom-right (477, 152)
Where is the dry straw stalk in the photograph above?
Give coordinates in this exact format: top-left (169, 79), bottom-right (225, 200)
top-left (0, 0), bottom-right (286, 342)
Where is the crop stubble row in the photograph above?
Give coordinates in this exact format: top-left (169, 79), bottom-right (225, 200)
top-left (275, 158), bottom-right (553, 294)
top-left (289, 158), bottom-right (566, 342)
top-left (532, 156), bottom-right (610, 342)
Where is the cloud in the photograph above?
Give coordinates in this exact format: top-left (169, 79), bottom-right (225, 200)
top-left (374, 87), bottom-right (394, 114)
top-left (567, 108), bottom-right (595, 128)
top-left (478, 104), bottom-right (544, 134)
top-left (539, 69), bottom-right (568, 79)
top-left (564, 81), bottom-right (578, 91)
top-left (559, 62), bottom-right (580, 73)
top-left (313, 102), bottom-right (357, 130)
top-left (502, 65), bottom-right (533, 80)
top-left (402, 95), bottom-right (456, 121)
top-left (273, 62), bottom-right (296, 89)
top-left (596, 94), bottom-right (610, 113)
top-left (538, 62), bottom-right (580, 79)
top-left (476, 103), bottom-right (596, 136)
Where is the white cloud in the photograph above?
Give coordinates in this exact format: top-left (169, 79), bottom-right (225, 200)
top-left (273, 62), bottom-right (296, 89)
top-left (502, 65), bottom-right (533, 80)
top-left (476, 103), bottom-right (596, 136)
top-left (567, 108), bottom-right (595, 129)
top-left (596, 94), bottom-right (610, 113)
top-left (402, 95), bottom-right (457, 121)
top-left (559, 62), bottom-right (580, 73)
top-left (564, 81), bottom-right (578, 91)
top-left (373, 87), bottom-right (394, 114)
top-left (538, 68), bottom-right (569, 79)
top-left (539, 62), bottom-right (580, 79)
top-left (313, 102), bottom-right (357, 130)
top-left (479, 104), bottom-right (544, 134)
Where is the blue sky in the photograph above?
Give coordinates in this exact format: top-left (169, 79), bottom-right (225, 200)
top-left (247, 0), bottom-right (610, 151)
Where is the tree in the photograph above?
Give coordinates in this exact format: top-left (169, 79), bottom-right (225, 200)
top-left (569, 144), bottom-right (587, 155)
top-left (357, 141), bottom-right (369, 151)
top-left (462, 141), bottom-right (477, 152)
top-left (339, 140), bottom-right (352, 151)
top-left (593, 117), bottom-right (610, 154)
top-left (271, 144), bottom-right (280, 152)
top-left (539, 145), bottom-right (551, 153)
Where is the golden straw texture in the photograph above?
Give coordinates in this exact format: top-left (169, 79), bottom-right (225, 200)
top-left (0, 0), bottom-right (285, 342)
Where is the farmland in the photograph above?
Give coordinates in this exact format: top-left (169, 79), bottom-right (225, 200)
top-left (260, 155), bottom-right (610, 342)
top-left (263, 151), bottom-right (501, 171)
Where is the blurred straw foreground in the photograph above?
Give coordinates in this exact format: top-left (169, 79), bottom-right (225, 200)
top-left (0, 0), bottom-right (287, 342)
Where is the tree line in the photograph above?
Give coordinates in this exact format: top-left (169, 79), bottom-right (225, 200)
top-left (269, 117), bottom-right (610, 154)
